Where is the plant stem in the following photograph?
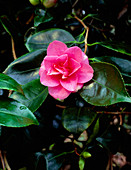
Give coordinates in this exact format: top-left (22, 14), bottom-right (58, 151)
top-left (72, 0), bottom-right (79, 8)
top-left (74, 15), bottom-right (87, 29)
top-left (11, 37), bottom-right (17, 60)
top-left (84, 28), bottom-right (89, 53)
top-left (106, 153), bottom-right (113, 170)
top-left (0, 150), bottom-right (5, 170)
top-left (4, 152), bottom-right (11, 170)
top-left (74, 15), bottom-right (89, 53)
top-left (97, 111), bottom-right (131, 114)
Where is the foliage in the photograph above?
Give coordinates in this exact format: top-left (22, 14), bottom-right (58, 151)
top-left (0, 0), bottom-right (131, 169)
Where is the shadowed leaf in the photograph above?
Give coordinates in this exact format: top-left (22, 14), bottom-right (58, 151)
top-left (80, 62), bottom-right (131, 106)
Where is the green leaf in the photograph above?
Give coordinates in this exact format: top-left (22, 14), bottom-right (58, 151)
top-left (10, 79), bottom-right (48, 112)
top-left (86, 118), bottom-right (100, 144)
top-left (25, 28), bottom-right (75, 51)
top-left (94, 56), bottom-right (131, 84)
top-left (96, 125), bottom-right (120, 152)
top-left (0, 73), bottom-right (23, 93)
top-left (62, 107), bottom-right (97, 134)
top-left (34, 15), bottom-right (53, 27)
top-left (0, 98), bottom-right (39, 127)
top-left (80, 62), bottom-right (131, 106)
top-left (27, 152), bottom-right (47, 170)
top-left (88, 41), bottom-right (131, 56)
top-left (45, 152), bottom-right (67, 170)
top-left (34, 9), bottom-right (53, 27)
top-left (4, 49), bottom-right (46, 85)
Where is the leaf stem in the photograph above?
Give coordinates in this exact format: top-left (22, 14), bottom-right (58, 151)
top-left (48, 150), bottom-right (74, 161)
top-left (65, 40), bottom-right (84, 45)
top-left (88, 58), bottom-right (101, 62)
top-left (87, 42), bottom-right (99, 46)
top-left (125, 84), bottom-right (131, 86)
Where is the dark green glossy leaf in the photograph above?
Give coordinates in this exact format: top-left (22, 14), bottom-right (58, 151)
top-left (0, 98), bottom-right (39, 127)
top-left (62, 107), bottom-right (97, 134)
top-left (10, 79), bottom-right (48, 112)
top-left (0, 73), bottom-right (23, 93)
top-left (34, 9), bottom-right (53, 27)
top-left (86, 118), bottom-right (99, 145)
top-left (34, 15), bottom-right (53, 27)
top-left (27, 152), bottom-right (47, 170)
top-left (91, 41), bottom-right (131, 56)
top-left (94, 56), bottom-right (131, 84)
top-left (25, 28), bottom-right (75, 51)
top-left (45, 152), bottom-right (65, 170)
top-left (96, 125), bottom-right (120, 153)
top-left (4, 49), bottom-right (46, 85)
top-left (80, 62), bottom-right (131, 106)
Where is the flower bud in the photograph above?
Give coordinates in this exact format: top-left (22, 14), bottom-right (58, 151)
top-left (41, 0), bottom-right (57, 8)
top-left (82, 151), bottom-right (91, 158)
top-left (29, 0), bottom-right (40, 6)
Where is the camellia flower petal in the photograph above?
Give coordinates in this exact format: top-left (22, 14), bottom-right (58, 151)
top-left (47, 40), bottom-right (67, 56)
top-left (39, 69), bottom-right (60, 87)
top-left (60, 73), bottom-right (78, 91)
top-left (39, 40), bottom-right (94, 100)
top-left (64, 46), bottom-right (83, 62)
top-left (48, 85), bottom-right (71, 100)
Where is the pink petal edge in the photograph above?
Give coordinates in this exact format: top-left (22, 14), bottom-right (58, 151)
top-left (77, 62), bottom-right (94, 83)
top-left (40, 69), bottom-right (60, 87)
top-left (48, 85), bottom-right (71, 100)
top-left (60, 73), bottom-right (78, 91)
top-left (47, 40), bottom-right (67, 56)
top-left (64, 46), bottom-right (83, 62)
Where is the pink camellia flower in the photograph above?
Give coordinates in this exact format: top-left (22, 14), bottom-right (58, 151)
top-left (39, 40), bottom-right (94, 100)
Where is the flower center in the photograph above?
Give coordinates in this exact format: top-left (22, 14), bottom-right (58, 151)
top-left (53, 54), bottom-right (81, 79)
top-left (54, 63), bottom-right (69, 79)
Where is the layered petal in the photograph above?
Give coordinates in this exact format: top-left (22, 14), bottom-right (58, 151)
top-left (77, 63), bottom-right (94, 83)
top-left (39, 65), bottom-right (45, 77)
top-left (40, 69), bottom-right (60, 87)
top-left (56, 54), bottom-right (68, 64)
top-left (43, 55), bottom-right (59, 75)
top-left (54, 54), bottom-right (68, 75)
top-left (43, 55), bottom-right (57, 70)
top-left (64, 46), bottom-right (83, 62)
top-left (60, 73), bottom-right (78, 91)
top-left (47, 40), bottom-right (67, 56)
top-left (77, 61), bottom-right (94, 83)
top-left (68, 58), bottom-right (81, 76)
top-left (48, 85), bottom-right (71, 100)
